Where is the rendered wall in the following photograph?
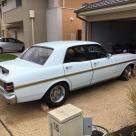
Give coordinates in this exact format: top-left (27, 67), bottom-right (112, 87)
top-left (20, 0), bottom-right (47, 47)
top-left (47, 8), bottom-right (63, 41)
top-left (2, 0), bottom-right (16, 13)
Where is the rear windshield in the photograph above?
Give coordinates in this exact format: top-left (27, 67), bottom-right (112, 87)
top-left (20, 46), bottom-right (53, 65)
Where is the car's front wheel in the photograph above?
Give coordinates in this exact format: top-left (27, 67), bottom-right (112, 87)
top-left (120, 65), bottom-right (133, 81)
top-left (42, 83), bottom-right (69, 108)
top-left (92, 131), bottom-right (104, 136)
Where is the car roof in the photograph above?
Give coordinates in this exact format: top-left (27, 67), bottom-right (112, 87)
top-left (35, 41), bottom-right (100, 49)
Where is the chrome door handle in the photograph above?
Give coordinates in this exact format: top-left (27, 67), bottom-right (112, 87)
top-left (94, 62), bottom-right (100, 65)
top-left (65, 65), bottom-right (72, 70)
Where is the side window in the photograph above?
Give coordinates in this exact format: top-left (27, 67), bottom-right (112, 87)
top-left (0, 38), bottom-right (4, 42)
top-left (3, 38), bottom-right (8, 42)
top-left (64, 46), bottom-right (89, 63)
top-left (16, 40), bottom-right (22, 43)
top-left (86, 44), bottom-right (107, 60)
top-left (8, 38), bottom-right (16, 43)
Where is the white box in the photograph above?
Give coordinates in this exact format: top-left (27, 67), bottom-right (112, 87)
top-left (48, 104), bottom-right (83, 136)
top-left (29, 10), bottom-right (35, 18)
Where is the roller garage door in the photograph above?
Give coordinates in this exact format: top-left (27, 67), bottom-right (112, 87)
top-left (91, 19), bottom-right (136, 54)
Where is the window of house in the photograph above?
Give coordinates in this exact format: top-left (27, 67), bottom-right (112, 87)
top-left (8, 38), bottom-right (16, 43)
top-left (16, 0), bottom-right (22, 7)
top-left (64, 46), bottom-right (89, 63)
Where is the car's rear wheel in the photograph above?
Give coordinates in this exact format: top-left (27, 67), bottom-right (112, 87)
top-left (120, 65), bottom-right (133, 81)
top-left (92, 125), bottom-right (110, 136)
top-left (0, 48), bottom-right (3, 54)
top-left (42, 83), bottom-right (69, 108)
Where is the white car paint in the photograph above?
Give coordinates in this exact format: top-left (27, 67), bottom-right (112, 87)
top-left (0, 41), bottom-right (135, 104)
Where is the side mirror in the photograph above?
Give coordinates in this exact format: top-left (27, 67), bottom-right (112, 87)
top-left (107, 53), bottom-right (112, 58)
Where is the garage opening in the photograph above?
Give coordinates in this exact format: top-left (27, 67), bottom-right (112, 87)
top-left (91, 19), bottom-right (136, 54)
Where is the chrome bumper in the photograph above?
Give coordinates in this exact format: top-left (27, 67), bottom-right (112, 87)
top-left (0, 86), bottom-right (17, 104)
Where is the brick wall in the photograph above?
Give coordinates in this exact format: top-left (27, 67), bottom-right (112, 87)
top-left (64, 0), bottom-right (96, 8)
top-left (62, 0), bottom-right (96, 40)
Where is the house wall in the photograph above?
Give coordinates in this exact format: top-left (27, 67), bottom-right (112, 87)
top-left (62, 9), bottom-right (82, 40)
top-left (62, 0), bottom-right (96, 40)
top-left (21, 0), bottom-right (47, 47)
top-left (17, 29), bottom-right (24, 42)
top-left (2, 0), bottom-right (16, 13)
top-left (47, 8), bottom-right (63, 41)
top-left (3, 7), bottom-right (24, 24)
top-left (2, 0), bottom-right (47, 47)
top-left (24, 0), bottom-right (47, 46)
top-left (64, 0), bottom-right (96, 8)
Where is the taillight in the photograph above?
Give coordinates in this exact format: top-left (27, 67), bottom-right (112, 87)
top-left (4, 82), bottom-right (14, 93)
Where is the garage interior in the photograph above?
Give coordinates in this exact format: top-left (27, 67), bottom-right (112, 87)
top-left (91, 19), bottom-right (136, 54)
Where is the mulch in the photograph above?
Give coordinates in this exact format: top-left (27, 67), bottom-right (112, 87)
top-left (112, 125), bottom-right (136, 136)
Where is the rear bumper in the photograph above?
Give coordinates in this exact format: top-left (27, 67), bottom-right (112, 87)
top-left (0, 87), bottom-right (17, 104)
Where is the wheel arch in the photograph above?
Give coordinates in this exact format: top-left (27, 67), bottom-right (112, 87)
top-left (120, 62), bottom-right (135, 77)
top-left (41, 79), bottom-right (71, 99)
top-left (128, 63), bottom-right (135, 69)
top-left (124, 63), bottom-right (135, 73)
top-left (50, 81), bottom-right (70, 91)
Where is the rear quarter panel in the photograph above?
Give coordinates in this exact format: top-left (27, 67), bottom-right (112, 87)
top-left (14, 65), bottom-right (71, 103)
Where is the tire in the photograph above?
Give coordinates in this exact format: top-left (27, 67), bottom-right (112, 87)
top-left (92, 130), bottom-right (104, 136)
top-left (120, 65), bottom-right (133, 81)
top-left (92, 125), bottom-right (110, 136)
top-left (42, 83), bottom-right (69, 108)
top-left (20, 47), bottom-right (25, 52)
top-left (0, 48), bottom-right (3, 54)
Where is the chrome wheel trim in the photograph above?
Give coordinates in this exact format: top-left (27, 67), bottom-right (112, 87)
top-left (92, 125), bottom-right (110, 136)
top-left (50, 85), bottom-right (65, 103)
top-left (125, 67), bottom-right (132, 80)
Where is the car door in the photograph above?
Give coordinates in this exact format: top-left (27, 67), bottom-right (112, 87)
top-left (63, 45), bottom-right (93, 90)
top-left (0, 38), bottom-right (10, 52)
top-left (8, 38), bottom-right (19, 52)
top-left (86, 44), bottom-right (117, 84)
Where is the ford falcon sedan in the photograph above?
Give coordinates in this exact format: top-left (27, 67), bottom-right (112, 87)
top-left (0, 41), bottom-right (136, 108)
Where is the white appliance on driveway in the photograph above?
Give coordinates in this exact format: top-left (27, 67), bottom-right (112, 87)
top-left (48, 104), bottom-right (83, 136)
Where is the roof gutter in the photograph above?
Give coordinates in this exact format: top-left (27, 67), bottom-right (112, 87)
top-left (76, 13), bottom-right (89, 41)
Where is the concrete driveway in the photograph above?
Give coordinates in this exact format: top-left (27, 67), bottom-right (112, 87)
top-left (0, 78), bottom-right (135, 136)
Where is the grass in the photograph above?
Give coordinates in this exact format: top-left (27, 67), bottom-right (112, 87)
top-left (0, 54), bottom-right (17, 62)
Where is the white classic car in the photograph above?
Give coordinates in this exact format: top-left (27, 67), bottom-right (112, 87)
top-left (0, 41), bottom-right (136, 107)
